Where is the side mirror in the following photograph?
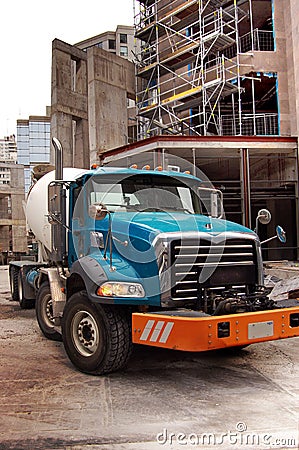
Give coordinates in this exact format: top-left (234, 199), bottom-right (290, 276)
top-left (257, 209), bottom-right (271, 225)
top-left (198, 187), bottom-right (223, 218)
top-left (255, 208), bottom-right (271, 234)
top-left (260, 225), bottom-right (287, 245)
top-left (88, 202), bottom-right (108, 221)
top-left (276, 225), bottom-right (286, 243)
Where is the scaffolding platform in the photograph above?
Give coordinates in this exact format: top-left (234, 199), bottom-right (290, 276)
top-left (134, 0), bottom-right (260, 137)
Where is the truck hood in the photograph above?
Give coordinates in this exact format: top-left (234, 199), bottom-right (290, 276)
top-left (110, 211), bottom-right (254, 243)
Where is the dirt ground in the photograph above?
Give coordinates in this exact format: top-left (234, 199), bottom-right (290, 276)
top-left (0, 265), bottom-right (298, 450)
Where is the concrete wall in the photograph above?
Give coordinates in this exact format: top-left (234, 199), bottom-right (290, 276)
top-left (283, 0), bottom-right (299, 137)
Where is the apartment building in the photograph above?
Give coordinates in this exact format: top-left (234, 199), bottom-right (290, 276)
top-left (0, 135), bottom-right (17, 185)
top-left (17, 115), bottom-right (51, 193)
top-left (75, 25), bottom-right (137, 62)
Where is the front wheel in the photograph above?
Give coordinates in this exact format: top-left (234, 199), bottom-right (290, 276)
top-left (62, 291), bottom-right (132, 375)
top-left (9, 266), bottom-right (19, 302)
top-left (35, 282), bottom-right (62, 341)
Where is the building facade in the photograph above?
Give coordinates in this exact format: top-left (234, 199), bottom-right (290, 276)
top-left (17, 115), bottom-right (51, 193)
top-left (0, 135), bottom-right (17, 185)
top-left (0, 135), bottom-right (27, 259)
top-left (75, 25), bottom-right (137, 62)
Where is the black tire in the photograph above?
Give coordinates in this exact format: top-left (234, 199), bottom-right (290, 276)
top-left (62, 291), bottom-right (132, 375)
top-left (35, 282), bottom-right (62, 341)
top-left (9, 266), bottom-right (19, 302)
top-left (18, 272), bottom-right (35, 309)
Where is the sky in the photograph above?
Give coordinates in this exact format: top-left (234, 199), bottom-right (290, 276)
top-left (0, 0), bottom-right (134, 137)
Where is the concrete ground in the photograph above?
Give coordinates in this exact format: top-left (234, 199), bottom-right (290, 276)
top-left (0, 265), bottom-right (298, 450)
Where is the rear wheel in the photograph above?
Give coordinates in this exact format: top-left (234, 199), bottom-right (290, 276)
top-left (35, 282), bottom-right (62, 341)
top-left (62, 291), bottom-right (132, 375)
top-left (9, 266), bottom-right (19, 302)
top-left (18, 272), bottom-right (34, 309)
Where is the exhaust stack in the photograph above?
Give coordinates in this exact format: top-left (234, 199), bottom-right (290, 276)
top-left (52, 137), bottom-right (63, 180)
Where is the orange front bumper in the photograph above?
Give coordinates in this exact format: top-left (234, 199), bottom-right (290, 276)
top-left (132, 306), bottom-right (299, 351)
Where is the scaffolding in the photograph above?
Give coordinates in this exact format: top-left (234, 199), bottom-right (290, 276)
top-left (134, 0), bottom-right (276, 138)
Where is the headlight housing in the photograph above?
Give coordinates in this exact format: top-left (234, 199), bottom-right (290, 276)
top-left (96, 282), bottom-right (145, 298)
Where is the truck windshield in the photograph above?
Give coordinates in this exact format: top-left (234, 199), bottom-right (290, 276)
top-left (88, 174), bottom-right (202, 214)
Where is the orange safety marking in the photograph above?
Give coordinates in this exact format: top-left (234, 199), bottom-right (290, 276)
top-left (132, 306), bottom-right (299, 351)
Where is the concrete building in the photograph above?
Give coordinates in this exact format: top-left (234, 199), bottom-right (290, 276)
top-left (17, 114), bottom-right (51, 193)
top-left (75, 25), bottom-right (136, 62)
top-left (74, 25), bottom-right (139, 144)
top-left (50, 39), bottom-right (135, 167)
top-left (0, 135), bottom-right (27, 260)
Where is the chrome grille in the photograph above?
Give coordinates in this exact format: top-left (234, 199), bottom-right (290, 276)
top-left (170, 238), bottom-right (257, 301)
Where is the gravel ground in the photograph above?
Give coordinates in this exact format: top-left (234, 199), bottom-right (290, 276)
top-left (0, 265), bottom-right (298, 450)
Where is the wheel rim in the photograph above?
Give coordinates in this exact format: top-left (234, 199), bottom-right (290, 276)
top-left (11, 272), bottom-right (15, 296)
top-left (42, 293), bottom-right (55, 327)
top-left (71, 310), bottom-right (100, 357)
top-left (18, 275), bottom-right (23, 301)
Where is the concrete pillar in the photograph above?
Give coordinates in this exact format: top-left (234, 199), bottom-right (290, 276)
top-left (240, 148), bottom-right (251, 228)
top-left (51, 40), bottom-right (89, 169)
top-left (87, 47), bottom-right (135, 165)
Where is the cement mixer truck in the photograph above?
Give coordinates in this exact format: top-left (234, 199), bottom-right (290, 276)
top-left (9, 139), bottom-right (299, 375)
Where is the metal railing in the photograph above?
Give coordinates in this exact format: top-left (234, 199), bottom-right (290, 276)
top-left (241, 29), bottom-right (275, 52)
top-left (220, 113), bottom-right (278, 136)
top-left (223, 29), bottom-right (274, 59)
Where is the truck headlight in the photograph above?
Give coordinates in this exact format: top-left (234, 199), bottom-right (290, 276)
top-left (96, 282), bottom-right (145, 298)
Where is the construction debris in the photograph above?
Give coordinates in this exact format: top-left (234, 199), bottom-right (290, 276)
top-left (264, 261), bottom-right (299, 302)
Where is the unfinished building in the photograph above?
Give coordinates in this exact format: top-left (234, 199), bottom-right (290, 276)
top-left (49, 1), bottom-right (299, 260)
top-left (99, 0), bottom-right (299, 261)
top-left (134, 0), bottom-right (295, 138)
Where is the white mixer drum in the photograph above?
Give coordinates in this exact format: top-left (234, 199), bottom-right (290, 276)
top-left (26, 168), bottom-right (87, 251)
